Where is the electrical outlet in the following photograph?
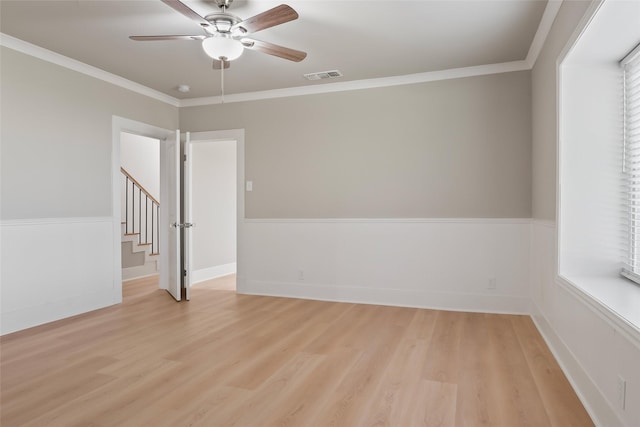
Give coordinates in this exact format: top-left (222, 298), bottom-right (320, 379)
top-left (488, 277), bottom-right (497, 290)
top-left (617, 375), bottom-right (627, 410)
top-left (298, 269), bottom-right (304, 281)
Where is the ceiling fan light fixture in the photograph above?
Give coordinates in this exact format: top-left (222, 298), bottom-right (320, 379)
top-left (202, 36), bottom-right (244, 61)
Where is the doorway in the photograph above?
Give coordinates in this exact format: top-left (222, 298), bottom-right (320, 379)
top-left (112, 117), bottom-right (179, 302)
top-left (189, 139), bottom-right (237, 290)
top-left (186, 130), bottom-right (245, 293)
top-left (112, 121), bottom-right (245, 303)
top-left (120, 132), bottom-right (161, 281)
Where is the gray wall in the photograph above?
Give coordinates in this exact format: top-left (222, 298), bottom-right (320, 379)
top-left (0, 47), bottom-right (179, 220)
top-left (181, 71), bottom-right (532, 219)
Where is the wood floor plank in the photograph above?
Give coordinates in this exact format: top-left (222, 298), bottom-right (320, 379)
top-left (511, 315), bottom-right (595, 427)
top-left (358, 338), bottom-right (431, 426)
top-left (454, 312), bottom-right (495, 427)
top-left (0, 275), bottom-right (594, 427)
top-left (210, 352), bottom-right (326, 426)
top-left (22, 357), bottom-right (181, 427)
top-left (422, 310), bottom-right (464, 383)
top-left (307, 323), bottom-right (405, 426)
top-left (3, 356), bottom-right (119, 426)
top-left (484, 314), bottom-right (552, 426)
top-left (411, 379), bottom-right (458, 427)
top-left (259, 348), bottom-right (358, 427)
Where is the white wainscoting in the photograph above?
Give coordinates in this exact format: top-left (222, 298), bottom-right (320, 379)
top-left (1, 217), bottom-right (120, 335)
top-left (240, 218), bottom-right (531, 314)
top-left (192, 262), bottom-right (237, 285)
top-left (530, 221), bottom-right (640, 427)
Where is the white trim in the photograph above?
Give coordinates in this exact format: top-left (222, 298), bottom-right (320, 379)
top-left (554, 0), bottom-right (607, 349)
top-left (179, 61), bottom-right (530, 106)
top-left (554, 0), bottom-right (640, 349)
top-left (122, 272), bottom-right (160, 283)
top-left (242, 280), bottom-right (531, 315)
top-left (244, 217), bottom-right (532, 225)
top-left (1, 217), bottom-right (118, 335)
top-left (525, 0), bottom-right (564, 68)
top-left (531, 219), bottom-right (556, 229)
top-left (189, 129), bottom-right (245, 143)
top-left (2, 0), bottom-right (562, 109)
top-left (621, 42), bottom-right (640, 66)
top-left (1, 216), bottom-right (112, 226)
top-left (556, 0), bottom-right (605, 68)
top-left (530, 302), bottom-right (621, 427)
top-left (192, 263), bottom-right (237, 285)
top-left (0, 33), bottom-right (180, 107)
top-left (122, 263), bottom-right (159, 281)
top-left (112, 117), bottom-right (177, 299)
top-left (1, 289), bottom-right (117, 336)
top-left (190, 129), bottom-right (246, 293)
top-left (556, 275), bottom-right (640, 351)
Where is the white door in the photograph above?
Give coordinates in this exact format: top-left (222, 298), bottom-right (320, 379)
top-left (159, 129), bottom-right (181, 301)
top-left (183, 132), bottom-right (193, 300)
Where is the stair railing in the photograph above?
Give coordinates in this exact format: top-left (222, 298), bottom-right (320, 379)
top-left (121, 167), bottom-right (160, 256)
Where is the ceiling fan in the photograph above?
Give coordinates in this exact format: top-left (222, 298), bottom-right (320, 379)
top-left (130, 0), bottom-right (307, 69)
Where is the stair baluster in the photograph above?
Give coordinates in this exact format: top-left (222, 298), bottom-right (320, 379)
top-left (121, 167), bottom-right (160, 256)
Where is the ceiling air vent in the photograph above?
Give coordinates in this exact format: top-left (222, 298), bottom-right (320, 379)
top-left (304, 70), bottom-right (343, 81)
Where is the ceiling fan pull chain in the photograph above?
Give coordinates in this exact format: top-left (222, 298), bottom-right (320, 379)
top-left (220, 59), bottom-right (225, 104)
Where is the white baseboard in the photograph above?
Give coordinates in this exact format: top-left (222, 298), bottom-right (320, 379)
top-left (1, 217), bottom-right (119, 335)
top-left (242, 218), bottom-right (531, 314)
top-left (191, 262), bottom-right (237, 284)
top-left (1, 289), bottom-right (119, 336)
top-left (530, 303), bottom-right (623, 427)
top-left (122, 261), bottom-right (159, 281)
top-left (241, 280), bottom-right (531, 315)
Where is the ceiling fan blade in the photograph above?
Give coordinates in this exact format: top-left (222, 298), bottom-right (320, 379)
top-left (130, 35), bottom-right (206, 41)
top-left (212, 59), bottom-right (231, 70)
top-left (161, 0), bottom-right (210, 27)
top-left (241, 38), bottom-right (306, 62)
top-left (233, 4), bottom-right (298, 35)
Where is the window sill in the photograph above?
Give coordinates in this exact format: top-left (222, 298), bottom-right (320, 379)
top-left (557, 273), bottom-right (640, 348)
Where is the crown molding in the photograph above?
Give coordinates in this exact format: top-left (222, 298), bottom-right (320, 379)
top-left (244, 218), bottom-right (532, 224)
top-left (525, 0), bottom-right (563, 68)
top-left (0, 33), bottom-right (180, 107)
top-left (179, 60), bottom-right (529, 107)
top-left (1, 0), bottom-right (562, 108)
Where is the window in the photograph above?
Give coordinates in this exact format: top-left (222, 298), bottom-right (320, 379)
top-left (622, 43), bottom-right (640, 284)
top-left (557, 0), bottom-right (640, 333)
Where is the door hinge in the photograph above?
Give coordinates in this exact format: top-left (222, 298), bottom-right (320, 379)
top-left (183, 269), bottom-right (187, 277)
top-left (183, 154), bottom-right (187, 161)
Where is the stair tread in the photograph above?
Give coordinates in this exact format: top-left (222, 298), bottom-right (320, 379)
top-left (150, 253), bottom-right (160, 256)
top-left (124, 233), bottom-right (140, 236)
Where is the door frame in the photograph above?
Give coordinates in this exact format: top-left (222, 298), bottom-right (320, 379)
top-left (189, 129), bottom-right (245, 293)
top-left (111, 116), bottom-right (176, 302)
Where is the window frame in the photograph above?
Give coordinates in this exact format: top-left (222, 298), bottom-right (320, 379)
top-left (621, 42), bottom-right (640, 285)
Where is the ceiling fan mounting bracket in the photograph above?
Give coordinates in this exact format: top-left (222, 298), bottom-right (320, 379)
top-left (214, 0), bottom-right (234, 10)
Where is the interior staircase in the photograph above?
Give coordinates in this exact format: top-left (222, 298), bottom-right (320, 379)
top-left (121, 167), bottom-right (160, 281)
top-left (121, 224), bottom-right (159, 280)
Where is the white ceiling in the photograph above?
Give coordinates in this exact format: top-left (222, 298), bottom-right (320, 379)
top-left (0, 0), bottom-right (549, 100)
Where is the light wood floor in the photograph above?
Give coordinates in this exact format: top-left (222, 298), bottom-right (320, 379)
top-left (1, 275), bottom-right (593, 427)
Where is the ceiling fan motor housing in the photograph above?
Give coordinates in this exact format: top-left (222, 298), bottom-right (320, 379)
top-left (202, 13), bottom-right (242, 35)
